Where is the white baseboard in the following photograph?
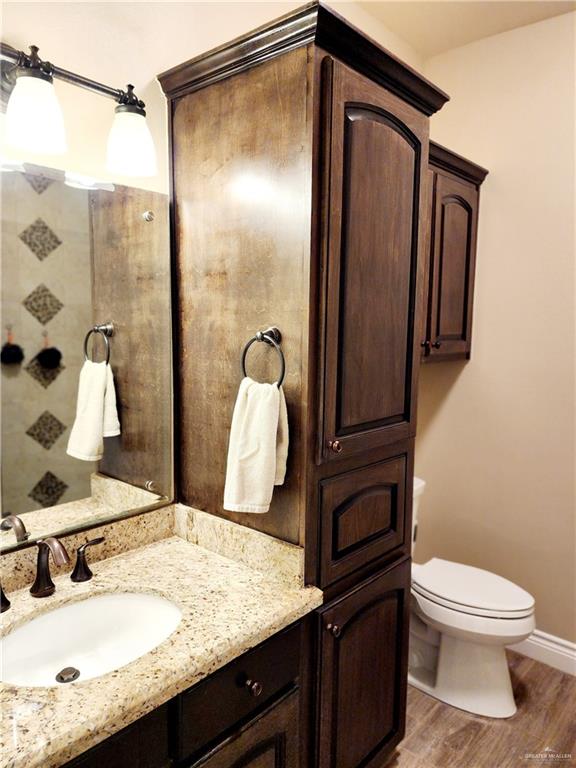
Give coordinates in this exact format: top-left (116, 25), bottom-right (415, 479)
top-left (508, 629), bottom-right (576, 675)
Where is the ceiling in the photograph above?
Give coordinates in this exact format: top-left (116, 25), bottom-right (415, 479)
top-left (361, 1), bottom-right (576, 58)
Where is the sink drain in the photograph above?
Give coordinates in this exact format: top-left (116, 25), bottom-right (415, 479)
top-left (56, 666), bottom-right (80, 683)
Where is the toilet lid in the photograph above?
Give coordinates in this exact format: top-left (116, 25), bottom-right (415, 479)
top-left (412, 559), bottom-right (535, 615)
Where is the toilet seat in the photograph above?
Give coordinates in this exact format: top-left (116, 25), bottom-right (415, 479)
top-left (411, 589), bottom-right (536, 644)
top-left (412, 558), bottom-right (535, 619)
top-left (412, 583), bottom-right (534, 619)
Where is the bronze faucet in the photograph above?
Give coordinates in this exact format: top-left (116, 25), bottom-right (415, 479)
top-left (30, 538), bottom-right (70, 598)
top-left (1, 515), bottom-right (30, 543)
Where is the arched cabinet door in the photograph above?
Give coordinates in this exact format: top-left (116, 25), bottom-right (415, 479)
top-left (427, 172), bottom-right (479, 359)
top-left (317, 559), bottom-right (411, 768)
top-left (319, 59), bottom-right (428, 463)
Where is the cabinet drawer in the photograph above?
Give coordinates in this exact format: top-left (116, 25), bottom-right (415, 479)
top-left (189, 690), bottom-right (300, 768)
top-left (319, 455), bottom-right (408, 588)
top-left (174, 623), bottom-right (301, 762)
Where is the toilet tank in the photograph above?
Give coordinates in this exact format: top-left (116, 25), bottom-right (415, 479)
top-left (412, 477), bottom-right (426, 549)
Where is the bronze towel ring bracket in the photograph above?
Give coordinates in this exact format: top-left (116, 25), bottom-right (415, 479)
top-left (241, 327), bottom-right (285, 387)
top-left (83, 322), bottom-right (115, 365)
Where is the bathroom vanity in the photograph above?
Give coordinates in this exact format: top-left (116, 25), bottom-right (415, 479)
top-left (1, 513), bottom-right (322, 768)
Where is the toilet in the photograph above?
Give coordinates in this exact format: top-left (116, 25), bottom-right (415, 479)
top-left (408, 478), bottom-right (535, 718)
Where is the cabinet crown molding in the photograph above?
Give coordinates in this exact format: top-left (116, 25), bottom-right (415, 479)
top-left (429, 141), bottom-right (489, 185)
top-left (157, 1), bottom-right (449, 116)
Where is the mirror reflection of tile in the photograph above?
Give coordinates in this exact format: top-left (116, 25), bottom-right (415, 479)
top-left (2, 170), bottom-right (95, 514)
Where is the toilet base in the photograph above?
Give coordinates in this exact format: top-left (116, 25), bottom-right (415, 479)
top-left (409, 633), bottom-right (517, 719)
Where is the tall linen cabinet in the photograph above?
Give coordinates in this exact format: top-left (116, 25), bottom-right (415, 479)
top-left (159, 5), bottom-right (448, 767)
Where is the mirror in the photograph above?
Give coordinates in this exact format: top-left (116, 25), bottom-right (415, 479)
top-left (1, 163), bottom-right (173, 552)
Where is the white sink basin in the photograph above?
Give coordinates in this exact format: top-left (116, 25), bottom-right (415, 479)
top-left (1, 592), bottom-right (182, 687)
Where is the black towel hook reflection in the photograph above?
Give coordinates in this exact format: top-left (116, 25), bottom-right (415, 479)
top-left (241, 327), bottom-right (285, 387)
top-left (84, 322), bottom-right (114, 365)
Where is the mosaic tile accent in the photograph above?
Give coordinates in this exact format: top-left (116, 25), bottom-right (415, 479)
top-left (24, 174), bottom-right (55, 195)
top-left (28, 471), bottom-right (68, 507)
top-left (25, 357), bottom-right (65, 388)
top-left (19, 218), bottom-right (62, 260)
top-left (22, 283), bottom-right (63, 325)
top-left (26, 411), bottom-right (67, 450)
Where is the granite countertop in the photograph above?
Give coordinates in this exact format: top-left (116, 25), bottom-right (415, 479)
top-left (0, 536), bottom-right (323, 768)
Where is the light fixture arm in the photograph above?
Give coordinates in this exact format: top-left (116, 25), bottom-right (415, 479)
top-left (0, 42), bottom-right (146, 111)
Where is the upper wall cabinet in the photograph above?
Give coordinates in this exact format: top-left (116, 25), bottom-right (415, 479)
top-left (421, 142), bottom-right (488, 361)
top-left (320, 60), bottom-right (429, 462)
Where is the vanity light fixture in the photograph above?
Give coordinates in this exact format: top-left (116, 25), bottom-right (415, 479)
top-left (4, 46), bottom-right (66, 154)
top-left (0, 43), bottom-right (157, 177)
top-left (106, 85), bottom-right (157, 177)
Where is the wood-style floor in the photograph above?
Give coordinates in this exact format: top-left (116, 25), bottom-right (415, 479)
top-left (386, 652), bottom-right (576, 768)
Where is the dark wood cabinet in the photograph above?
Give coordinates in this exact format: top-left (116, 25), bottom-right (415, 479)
top-left (188, 691), bottom-right (299, 768)
top-left (422, 142), bottom-right (488, 361)
top-left (158, 6), bottom-right (449, 768)
top-left (320, 60), bottom-right (429, 462)
top-left (316, 558), bottom-right (411, 768)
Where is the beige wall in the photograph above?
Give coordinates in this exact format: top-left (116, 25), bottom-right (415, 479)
top-left (1, 2), bottom-right (423, 193)
top-left (415, 12), bottom-right (576, 642)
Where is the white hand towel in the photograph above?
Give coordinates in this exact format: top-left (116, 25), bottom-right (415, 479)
top-left (223, 377), bottom-right (289, 514)
top-left (67, 361), bottom-right (120, 461)
top-left (103, 363), bottom-right (120, 437)
top-left (275, 386), bottom-right (289, 485)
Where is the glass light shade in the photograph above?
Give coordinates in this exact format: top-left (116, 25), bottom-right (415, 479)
top-left (5, 74), bottom-right (66, 155)
top-left (106, 109), bottom-right (157, 177)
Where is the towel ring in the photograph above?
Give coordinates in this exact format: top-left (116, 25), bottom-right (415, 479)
top-left (241, 327), bottom-right (285, 387)
top-left (84, 323), bottom-right (114, 365)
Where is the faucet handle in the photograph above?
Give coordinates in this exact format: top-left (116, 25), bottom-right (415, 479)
top-left (71, 537), bottom-right (105, 583)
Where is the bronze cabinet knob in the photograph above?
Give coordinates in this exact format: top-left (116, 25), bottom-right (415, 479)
top-left (328, 439), bottom-right (343, 454)
top-left (431, 341), bottom-right (442, 349)
top-left (420, 340), bottom-right (430, 351)
top-left (245, 678), bottom-right (263, 697)
top-left (327, 623), bottom-right (341, 638)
